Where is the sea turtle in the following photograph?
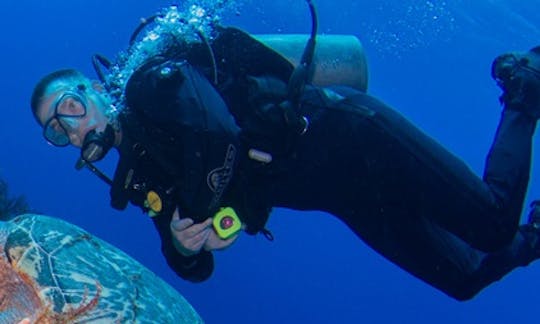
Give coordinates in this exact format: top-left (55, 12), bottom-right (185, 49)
top-left (0, 213), bottom-right (203, 323)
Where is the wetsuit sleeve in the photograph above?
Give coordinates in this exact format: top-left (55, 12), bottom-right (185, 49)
top-left (150, 211), bottom-right (214, 282)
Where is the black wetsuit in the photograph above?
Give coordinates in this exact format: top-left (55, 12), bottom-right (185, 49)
top-left (110, 28), bottom-right (539, 301)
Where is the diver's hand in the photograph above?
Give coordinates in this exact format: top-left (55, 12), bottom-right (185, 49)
top-left (203, 230), bottom-right (239, 252)
top-left (170, 209), bottom-right (213, 257)
top-left (17, 319), bottom-right (31, 324)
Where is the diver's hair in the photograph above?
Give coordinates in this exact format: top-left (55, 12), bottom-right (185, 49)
top-left (30, 69), bottom-right (86, 120)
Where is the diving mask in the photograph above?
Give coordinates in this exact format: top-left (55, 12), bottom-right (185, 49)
top-left (43, 89), bottom-right (87, 147)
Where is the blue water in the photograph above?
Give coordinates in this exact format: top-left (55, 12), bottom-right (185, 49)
top-left (3, 0), bottom-right (540, 323)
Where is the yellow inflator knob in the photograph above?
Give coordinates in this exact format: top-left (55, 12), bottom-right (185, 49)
top-left (146, 191), bottom-right (163, 214)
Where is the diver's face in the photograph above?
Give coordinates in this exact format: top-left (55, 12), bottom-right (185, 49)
top-left (36, 85), bottom-right (109, 148)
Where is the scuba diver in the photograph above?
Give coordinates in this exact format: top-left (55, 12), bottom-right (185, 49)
top-left (30, 2), bottom-right (540, 301)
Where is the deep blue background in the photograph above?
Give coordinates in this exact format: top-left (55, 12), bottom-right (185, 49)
top-left (3, 0), bottom-right (540, 323)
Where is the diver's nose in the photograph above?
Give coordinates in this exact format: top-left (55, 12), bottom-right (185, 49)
top-left (68, 132), bottom-right (83, 147)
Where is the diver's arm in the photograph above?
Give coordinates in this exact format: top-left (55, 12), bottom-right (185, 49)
top-left (151, 211), bottom-right (214, 282)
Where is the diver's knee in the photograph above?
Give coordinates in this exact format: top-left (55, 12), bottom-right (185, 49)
top-left (472, 221), bottom-right (518, 253)
top-left (490, 222), bottom-right (519, 251)
top-left (444, 279), bottom-right (482, 301)
top-left (450, 288), bottom-right (479, 302)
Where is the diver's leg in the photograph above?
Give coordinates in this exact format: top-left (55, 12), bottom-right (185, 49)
top-left (478, 109), bottom-right (536, 244)
top-left (464, 201), bottom-right (540, 296)
top-left (327, 91), bottom-right (533, 252)
top-left (333, 90), bottom-right (540, 299)
top-left (473, 47), bottom-right (540, 245)
top-left (340, 206), bottom-right (540, 301)
top-left (334, 46), bottom-right (540, 252)
top-left (462, 224), bottom-right (539, 298)
top-left (325, 83), bottom-right (540, 299)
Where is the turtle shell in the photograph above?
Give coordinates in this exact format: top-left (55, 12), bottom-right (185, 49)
top-left (0, 214), bottom-right (203, 323)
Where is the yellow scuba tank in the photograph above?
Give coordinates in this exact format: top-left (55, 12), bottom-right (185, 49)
top-left (254, 34), bottom-right (368, 92)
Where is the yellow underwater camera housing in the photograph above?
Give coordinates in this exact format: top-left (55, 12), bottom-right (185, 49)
top-left (255, 34), bottom-right (368, 92)
top-left (213, 207), bottom-right (243, 239)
